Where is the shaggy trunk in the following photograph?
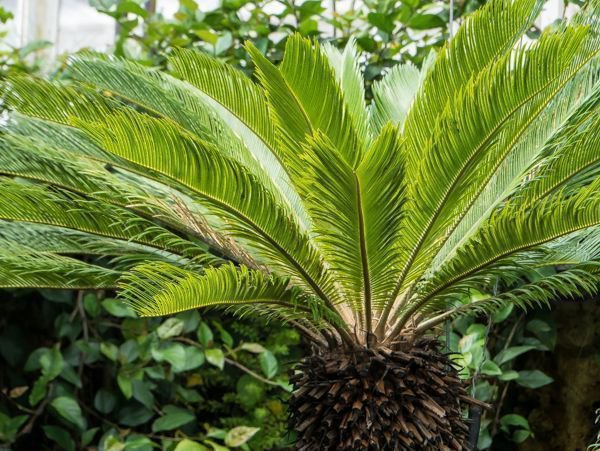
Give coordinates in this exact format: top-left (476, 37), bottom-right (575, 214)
top-left (289, 338), bottom-right (471, 450)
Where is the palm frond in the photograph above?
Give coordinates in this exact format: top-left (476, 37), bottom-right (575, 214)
top-left (121, 262), bottom-right (289, 316)
top-left (71, 53), bottom-right (310, 228)
top-left (77, 109), bottom-right (337, 304)
top-left (369, 52), bottom-right (434, 132)
top-left (0, 178), bottom-right (198, 257)
top-left (425, 178), bottom-right (600, 301)
top-left (390, 19), bottom-right (599, 307)
top-left (0, 245), bottom-right (120, 289)
top-left (322, 38), bottom-right (371, 145)
top-left (416, 264), bottom-right (600, 333)
top-left (247, 35), bottom-right (366, 168)
top-left (0, 221), bottom-right (198, 268)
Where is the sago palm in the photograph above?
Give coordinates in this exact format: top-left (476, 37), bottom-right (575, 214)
top-left (1, 0), bottom-right (599, 448)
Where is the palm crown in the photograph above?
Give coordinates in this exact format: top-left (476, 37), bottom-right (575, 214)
top-left (0, 0), bottom-right (598, 354)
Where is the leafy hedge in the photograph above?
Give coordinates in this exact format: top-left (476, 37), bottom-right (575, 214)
top-left (0, 289), bottom-right (300, 450)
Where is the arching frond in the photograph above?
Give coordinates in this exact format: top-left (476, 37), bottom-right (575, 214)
top-left (425, 178), bottom-right (600, 301)
top-left (77, 109), bottom-right (336, 304)
top-left (247, 35), bottom-right (366, 168)
top-left (403, 0), bottom-right (541, 168)
top-left (121, 262), bottom-right (289, 316)
top-left (70, 53), bottom-right (310, 228)
top-left (369, 54), bottom-right (435, 133)
top-left (0, 179), bottom-right (197, 257)
top-left (0, 221), bottom-right (199, 268)
top-left (431, 67), bottom-right (599, 272)
top-left (0, 245), bottom-right (120, 289)
top-left (389, 19), bottom-right (599, 309)
top-left (415, 264), bottom-right (600, 333)
top-left (322, 38), bottom-right (371, 145)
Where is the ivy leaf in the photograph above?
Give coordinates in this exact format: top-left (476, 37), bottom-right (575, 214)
top-left (102, 298), bottom-right (137, 318)
top-left (174, 439), bottom-right (209, 451)
top-left (100, 342), bottom-right (119, 361)
top-left (240, 343), bottom-right (267, 354)
top-left (50, 397), bottom-right (87, 430)
top-left (117, 372), bottom-right (134, 399)
top-left (494, 346), bottom-right (536, 366)
top-left (197, 322), bottom-right (214, 347)
top-left (151, 343), bottom-right (186, 368)
top-left (498, 370), bottom-right (519, 381)
top-left (515, 370), bottom-right (554, 389)
top-left (177, 347), bottom-right (205, 373)
top-left (259, 351), bottom-right (278, 379)
top-left (132, 380), bottom-right (155, 409)
top-left (43, 425), bottom-right (75, 451)
top-left (117, 404), bottom-right (154, 427)
top-left (205, 349), bottom-right (225, 370)
top-left (157, 318), bottom-right (184, 339)
top-left (500, 413), bottom-right (530, 431)
top-left (94, 389), bottom-right (116, 414)
top-left (224, 426), bottom-right (260, 447)
top-left (480, 360), bottom-right (502, 376)
top-left (0, 413), bottom-right (28, 443)
top-left (151, 405), bottom-right (195, 432)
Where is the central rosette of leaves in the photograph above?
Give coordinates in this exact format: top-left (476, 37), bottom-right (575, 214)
top-left (289, 338), bottom-right (469, 450)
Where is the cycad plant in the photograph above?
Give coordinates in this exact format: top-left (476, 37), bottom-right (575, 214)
top-left (0, 0), bottom-right (599, 448)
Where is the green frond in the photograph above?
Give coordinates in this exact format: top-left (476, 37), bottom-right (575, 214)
top-left (120, 262), bottom-right (291, 317)
top-left (0, 178), bottom-right (198, 257)
top-left (369, 57), bottom-right (430, 132)
top-left (0, 245), bottom-right (120, 289)
top-left (1, 115), bottom-right (238, 257)
top-left (431, 66), bottom-right (599, 273)
top-left (1, 75), bottom-right (116, 126)
top-left (355, 125), bottom-right (407, 311)
top-left (70, 53), bottom-right (310, 228)
top-left (247, 34), bottom-right (366, 168)
top-left (291, 124), bottom-right (405, 325)
top-left (391, 19), bottom-right (599, 304)
top-left (521, 99), bottom-right (600, 202)
top-left (425, 178), bottom-right (600, 299)
top-left (416, 265), bottom-right (600, 333)
top-left (77, 109), bottom-right (336, 303)
top-left (322, 38), bottom-right (371, 145)
top-left (403, 0), bottom-right (541, 168)
top-left (0, 221), bottom-right (200, 268)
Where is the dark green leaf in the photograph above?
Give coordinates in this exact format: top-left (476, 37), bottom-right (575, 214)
top-left (102, 298), bottom-right (137, 318)
top-left (407, 13), bottom-right (446, 29)
top-left (94, 389), bottom-right (117, 414)
top-left (197, 322), bottom-right (213, 347)
top-left (117, 404), bottom-right (154, 427)
top-left (516, 370), bottom-right (554, 389)
top-left (151, 405), bottom-right (195, 432)
top-left (43, 425), bottom-right (75, 451)
top-left (259, 351), bottom-right (278, 379)
top-left (494, 346), bottom-right (536, 366)
top-left (50, 396), bottom-right (87, 430)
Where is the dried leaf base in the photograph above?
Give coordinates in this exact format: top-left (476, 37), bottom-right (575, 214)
top-left (289, 338), bottom-right (470, 450)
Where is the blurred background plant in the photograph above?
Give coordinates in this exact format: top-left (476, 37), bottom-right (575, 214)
top-left (0, 6), bottom-right (50, 79)
top-left (0, 1), bottom-right (597, 450)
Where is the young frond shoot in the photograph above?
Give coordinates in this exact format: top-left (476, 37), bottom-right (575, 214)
top-left (0, 0), bottom-right (598, 448)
